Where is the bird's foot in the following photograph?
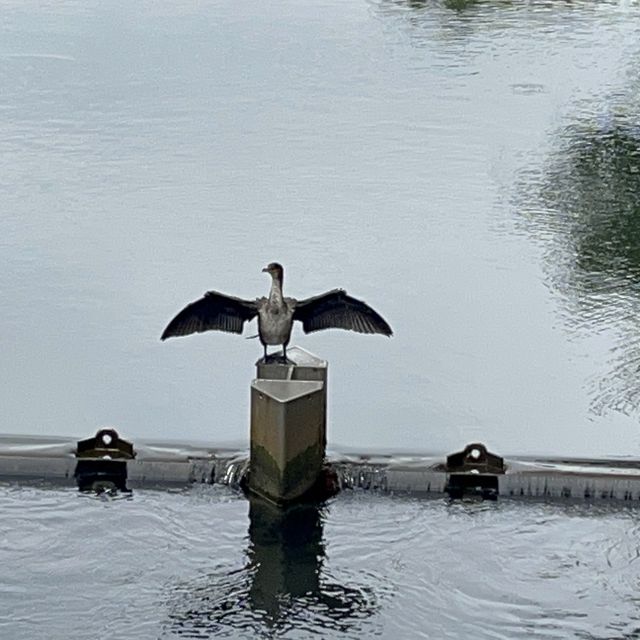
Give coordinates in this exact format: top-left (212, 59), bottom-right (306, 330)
top-left (264, 353), bottom-right (292, 365)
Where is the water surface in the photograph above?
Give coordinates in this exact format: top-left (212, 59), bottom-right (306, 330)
top-left (2, 483), bottom-right (640, 639)
top-left (2, 0), bottom-right (640, 456)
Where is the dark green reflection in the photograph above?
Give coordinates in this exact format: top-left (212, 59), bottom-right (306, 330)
top-left (371, 0), bottom-right (603, 53)
top-left (534, 118), bottom-right (640, 414)
top-left (167, 497), bottom-right (379, 638)
top-left (543, 123), bottom-right (640, 285)
top-left (442, 0), bottom-right (481, 10)
top-left (375, 0), bottom-right (594, 16)
top-left (379, 0), bottom-right (487, 11)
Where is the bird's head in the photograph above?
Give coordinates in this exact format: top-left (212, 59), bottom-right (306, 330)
top-left (262, 262), bottom-right (284, 280)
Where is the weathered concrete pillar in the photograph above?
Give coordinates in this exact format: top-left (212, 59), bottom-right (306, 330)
top-left (249, 346), bottom-right (328, 504)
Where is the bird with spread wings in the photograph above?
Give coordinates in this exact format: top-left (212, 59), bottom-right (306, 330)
top-left (161, 262), bottom-right (393, 362)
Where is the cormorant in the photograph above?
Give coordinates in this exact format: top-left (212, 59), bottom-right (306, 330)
top-left (161, 262), bottom-right (393, 361)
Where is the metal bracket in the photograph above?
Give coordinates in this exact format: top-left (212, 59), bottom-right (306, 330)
top-left (446, 443), bottom-right (504, 474)
top-left (76, 428), bottom-right (135, 460)
top-left (74, 428), bottom-right (135, 493)
top-left (445, 443), bottom-right (504, 500)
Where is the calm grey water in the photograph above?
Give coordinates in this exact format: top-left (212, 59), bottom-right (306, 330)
top-left (2, 483), bottom-right (640, 640)
top-left (2, 0), bottom-right (640, 456)
top-left (6, 3), bottom-right (640, 637)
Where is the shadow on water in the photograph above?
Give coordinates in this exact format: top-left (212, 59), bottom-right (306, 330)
top-left (166, 497), bottom-right (379, 638)
top-left (523, 115), bottom-right (640, 416)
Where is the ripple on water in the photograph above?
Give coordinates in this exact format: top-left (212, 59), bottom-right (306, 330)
top-left (3, 485), bottom-right (640, 639)
top-left (323, 494), bottom-right (640, 639)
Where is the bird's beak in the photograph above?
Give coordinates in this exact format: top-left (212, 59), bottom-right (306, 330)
top-left (262, 266), bottom-right (269, 273)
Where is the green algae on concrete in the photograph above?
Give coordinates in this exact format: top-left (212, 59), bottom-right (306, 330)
top-left (250, 441), bottom-right (324, 503)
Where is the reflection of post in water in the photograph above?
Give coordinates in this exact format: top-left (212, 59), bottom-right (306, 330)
top-left (167, 496), bottom-right (379, 637)
top-left (248, 496), bottom-right (324, 619)
top-left (246, 495), bottom-right (379, 633)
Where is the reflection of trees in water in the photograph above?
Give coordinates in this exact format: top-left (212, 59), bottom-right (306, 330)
top-left (166, 499), bottom-right (382, 638)
top-left (385, 0), bottom-right (481, 9)
top-left (534, 118), bottom-right (640, 415)
top-left (376, 0), bottom-right (512, 13)
top-left (370, 0), bottom-right (609, 67)
top-left (543, 124), bottom-right (640, 284)
top-left (378, 0), bottom-right (611, 12)
top-left (371, 0), bottom-right (488, 44)
top-left (373, 0), bottom-right (600, 26)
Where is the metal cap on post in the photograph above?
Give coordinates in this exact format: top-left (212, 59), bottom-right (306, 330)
top-left (249, 346), bottom-right (329, 504)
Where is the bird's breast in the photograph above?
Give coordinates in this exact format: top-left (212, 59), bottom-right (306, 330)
top-left (258, 305), bottom-right (294, 345)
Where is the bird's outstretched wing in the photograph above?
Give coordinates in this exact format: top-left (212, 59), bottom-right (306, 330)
top-left (292, 289), bottom-right (393, 336)
top-left (161, 291), bottom-right (258, 340)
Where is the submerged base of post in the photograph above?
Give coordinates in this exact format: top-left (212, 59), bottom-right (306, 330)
top-left (248, 346), bottom-right (334, 505)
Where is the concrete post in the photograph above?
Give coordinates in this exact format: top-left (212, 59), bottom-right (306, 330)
top-left (249, 346), bottom-right (328, 504)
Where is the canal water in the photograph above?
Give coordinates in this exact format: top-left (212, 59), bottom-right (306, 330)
top-left (2, 0), bottom-right (640, 456)
top-left (3, 1), bottom-right (640, 637)
top-left (3, 482), bottom-right (640, 640)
